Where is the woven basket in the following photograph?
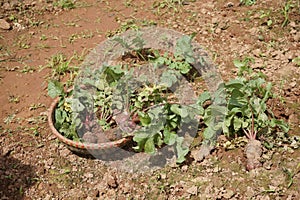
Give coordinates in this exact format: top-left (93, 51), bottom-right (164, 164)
top-left (48, 97), bottom-right (131, 157)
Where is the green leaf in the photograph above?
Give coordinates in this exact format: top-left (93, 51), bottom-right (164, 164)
top-left (203, 126), bottom-right (216, 140)
top-left (164, 129), bottom-right (177, 145)
top-left (212, 84), bottom-right (227, 105)
top-left (54, 109), bottom-right (64, 127)
top-left (170, 121), bottom-right (178, 129)
top-left (110, 65), bottom-right (124, 74)
top-left (189, 103), bottom-right (204, 116)
top-left (170, 104), bottom-right (188, 118)
top-left (178, 62), bottom-right (191, 74)
top-left (95, 79), bottom-right (106, 90)
top-left (197, 91), bottom-right (211, 106)
top-left (104, 66), bottom-right (124, 84)
top-left (148, 106), bottom-right (166, 122)
top-left (210, 105), bottom-right (227, 117)
top-left (175, 35), bottom-right (195, 64)
top-left (242, 120), bottom-right (250, 129)
top-left (133, 133), bottom-right (149, 151)
top-left (176, 137), bottom-right (189, 163)
top-left (229, 107), bottom-right (242, 114)
top-left (258, 112), bottom-right (268, 122)
top-left (48, 80), bottom-right (64, 98)
top-left (225, 79), bottom-right (245, 91)
top-left (233, 59), bottom-right (245, 68)
top-left (267, 19), bottom-right (273, 27)
top-left (225, 114), bottom-right (234, 127)
top-left (203, 105), bottom-right (224, 126)
top-left (270, 119), bottom-right (289, 133)
top-left (154, 133), bottom-right (163, 147)
top-left (160, 70), bottom-right (178, 87)
top-left (73, 117), bottom-right (82, 129)
top-left (67, 98), bottom-right (85, 112)
top-left (138, 112), bottom-right (151, 126)
top-left (233, 116), bottom-right (243, 131)
top-left (222, 119), bottom-right (230, 136)
top-left (228, 89), bottom-right (247, 109)
top-left (144, 137), bottom-right (156, 154)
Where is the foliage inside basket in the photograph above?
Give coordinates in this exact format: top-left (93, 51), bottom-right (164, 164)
top-left (48, 36), bottom-right (200, 163)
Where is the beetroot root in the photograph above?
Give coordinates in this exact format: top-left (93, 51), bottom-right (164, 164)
top-left (245, 139), bottom-right (263, 171)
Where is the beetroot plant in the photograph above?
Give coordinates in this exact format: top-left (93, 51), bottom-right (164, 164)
top-left (198, 57), bottom-right (289, 170)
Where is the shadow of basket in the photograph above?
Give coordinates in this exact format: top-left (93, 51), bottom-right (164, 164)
top-left (0, 152), bottom-right (37, 200)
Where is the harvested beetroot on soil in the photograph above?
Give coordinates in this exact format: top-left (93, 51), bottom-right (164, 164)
top-left (245, 139), bottom-right (263, 171)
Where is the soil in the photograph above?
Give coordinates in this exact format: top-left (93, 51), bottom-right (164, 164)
top-left (0, 0), bottom-right (300, 199)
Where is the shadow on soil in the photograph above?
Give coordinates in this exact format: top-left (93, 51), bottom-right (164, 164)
top-left (0, 152), bottom-right (37, 200)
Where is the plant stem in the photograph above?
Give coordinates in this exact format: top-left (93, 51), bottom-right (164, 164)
top-left (246, 97), bottom-right (256, 140)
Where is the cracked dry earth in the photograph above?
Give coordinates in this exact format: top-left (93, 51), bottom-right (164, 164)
top-left (0, 0), bottom-right (300, 199)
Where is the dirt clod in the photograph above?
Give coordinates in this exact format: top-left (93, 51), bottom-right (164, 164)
top-left (0, 19), bottom-right (10, 30)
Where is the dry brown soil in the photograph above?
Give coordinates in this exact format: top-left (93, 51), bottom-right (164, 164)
top-left (0, 0), bottom-right (300, 199)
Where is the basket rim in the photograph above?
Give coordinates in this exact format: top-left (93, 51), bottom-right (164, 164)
top-left (48, 97), bottom-right (131, 150)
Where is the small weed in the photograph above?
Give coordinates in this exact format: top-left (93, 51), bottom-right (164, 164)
top-left (124, 0), bottom-right (133, 7)
top-left (5, 174), bottom-right (13, 179)
top-left (77, 1), bottom-right (93, 8)
top-left (0, 47), bottom-right (16, 62)
top-left (4, 114), bottom-right (16, 124)
top-left (259, 10), bottom-right (273, 28)
top-left (64, 21), bottom-right (80, 27)
top-left (266, 40), bottom-right (277, 49)
top-left (107, 19), bottom-right (157, 38)
top-left (281, 0), bottom-right (293, 27)
top-left (283, 163), bottom-right (300, 188)
top-left (46, 53), bottom-right (78, 80)
top-left (20, 65), bottom-right (36, 73)
top-left (19, 43), bottom-right (30, 49)
top-left (16, 35), bottom-right (31, 49)
top-left (5, 66), bottom-right (20, 72)
top-left (8, 95), bottom-right (20, 103)
top-left (29, 103), bottom-right (45, 111)
top-left (28, 19), bottom-right (44, 27)
top-left (8, 14), bottom-right (18, 22)
top-left (52, 24), bottom-right (60, 28)
top-left (95, 17), bottom-right (102, 23)
top-left (81, 30), bottom-right (94, 39)
top-left (141, 19), bottom-right (157, 26)
top-left (68, 31), bottom-right (94, 44)
top-left (35, 43), bottom-right (51, 49)
top-left (106, 19), bottom-right (140, 37)
top-left (27, 116), bottom-right (47, 124)
top-left (292, 56), bottom-right (300, 66)
top-left (240, 0), bottom-right (256, 6)
top-left (72, 49), bottom-right (88, 62)
top-left (68, 34), bottom-right (78, 44)
top-left (40, 34), bottom-right (48, 41)
top-left (29, 126), bottom-right (40, 136)
top-left (242, 10), bottom-right (253, 22)
top-left (19, 186), bottom-right (23, 196)
top-left (152, 0), bottom-right (185, 15)
top-left (53, 0), bottom-right (76, 9)
top-left (59, 38), bottom-right (67, 48)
